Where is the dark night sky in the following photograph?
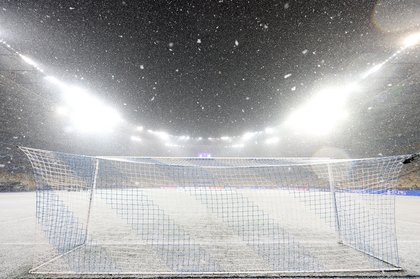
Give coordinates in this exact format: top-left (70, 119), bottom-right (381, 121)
top-left (0, 0), bottom-right (419, 157)
top-left (0, 0), bottom-right (398, 134)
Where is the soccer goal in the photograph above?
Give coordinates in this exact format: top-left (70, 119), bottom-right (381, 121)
top-left (20, 146), bottom-right (408, 275)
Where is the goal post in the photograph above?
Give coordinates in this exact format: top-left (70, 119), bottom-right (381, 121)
top-left (20, 146), bottom-right (408, 275)
top-left (327, 163), bottom-right (342, 244)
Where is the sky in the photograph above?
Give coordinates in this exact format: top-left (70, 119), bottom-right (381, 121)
top-left (0, 0), bottom-right (419, 158)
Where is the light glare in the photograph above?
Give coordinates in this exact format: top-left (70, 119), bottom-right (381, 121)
top-left (56, 106), bottom-right (69, 116)
top-left (19, 54), bottom-right (38, 67)
top-left (285, 87), bottom-right (349, 136)
top-left (130, 136), bottom-right (142, 142)
top-left (362, 63), bottom-right (384, 79)
top-left (403, 32), bottom-right (420, 48)
top-left (44, 75), bottom-right (62, 86)
top-left (231, 143), bottom-right (245, 148)
top-left (242, 132), bottom-right (256, 141)
top-left (61, 86), bottom-right (122, 134)
top-left (264, 127), bottom-right (275, 134)
top-left (265, 137), bottom-right (280, 145)
top-left (165, 142), bottom-right (181, 147)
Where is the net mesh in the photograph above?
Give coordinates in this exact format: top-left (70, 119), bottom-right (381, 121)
top-left (20, 147), bottom-right (407, 275)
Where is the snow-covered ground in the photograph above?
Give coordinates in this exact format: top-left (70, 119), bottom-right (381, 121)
top-left (0, 191), bottom-right (419, 278)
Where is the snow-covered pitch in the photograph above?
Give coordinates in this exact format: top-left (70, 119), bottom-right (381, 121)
top-left (20, 147), bottom-right (407, 275)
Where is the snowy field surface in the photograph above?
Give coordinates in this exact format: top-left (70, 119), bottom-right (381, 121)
top-left (0, 192), bottom-right (419, 278)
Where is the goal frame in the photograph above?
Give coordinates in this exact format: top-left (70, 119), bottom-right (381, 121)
top-left (21, 147), bottom-right (407, 275)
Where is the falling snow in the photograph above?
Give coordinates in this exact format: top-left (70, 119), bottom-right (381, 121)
top-left (0, 0), bottom-right (417, 158)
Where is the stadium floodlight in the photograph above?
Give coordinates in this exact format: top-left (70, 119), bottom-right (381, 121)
top-left (61, 86), bottom-right (122, 134)
top-left (136, 126), bottom-right (144, 132)
top-left (231, 143), bottom-right (245, 148)
top-left (147, 129), bottom-right (170, 140)
top-left (20, 146), bottom-right (409, 275)
top-left (165, 142), bottom-right (181, 147)
top-left (402, 32), bottom-right (420, 48)
top-left (242, 132), bottom-right (256, 141)
top-left (265, 136), bottom-right (280, 145)
top-left (285, 87), bottom-right (348, 136)
top-left (55, 106), bottom-right (69, 116)
top-left (156, 131), bottom-right (170, 140)
top-left (69, 105), bottom-right (121, 134)
top-left (264, 127), bottom-right (275, 134)
top-left (220, 136), bottom-right (231, 141)
top-left (130, 135), bottom-right (142, 142)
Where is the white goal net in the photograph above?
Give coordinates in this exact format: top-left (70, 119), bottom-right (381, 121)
top-left (20, 146), bottom-right (408, 275)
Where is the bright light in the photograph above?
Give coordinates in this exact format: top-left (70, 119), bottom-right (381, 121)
top-left (158, 131), bottom-right (170, 140)
top-left (220, 136), bottom-right (231, 141)
top-left (342, 82), bottom-right (360, 93)
top-left (285, 87), bottom-right (349, 136)
top-left (165, 142), bottom-right (181, 147)
top-left (362, 63), bottom-right (384, 79)
top-left (44, 75), bottom-right (62, 86)
top-left (60, 86), bottom-right (122, 134)
top-left (130, 136), bottom-right (142, 142)
top-left (148, 130), bottom-right (170, 140)
top-left (136, 126), bottom-right (144, 132)
top-left (265, 127), bottom-right (275, 134)
top-left (231, 143), bottom-right (245, 148)
top-left (402, 32), bottom-right (420, 48)
top-left (242, 132), bottom-right (256, 141)
top-left (179, 135), bottom-right (190, 140)
top-left (19, 54), bottom-right (38, 67)
top-left (56, 106), bottom-right (69, 116)
top-left (147, 129), bottom-right (170, 140)
top-left (265, 137), bottom-right (280, 145)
